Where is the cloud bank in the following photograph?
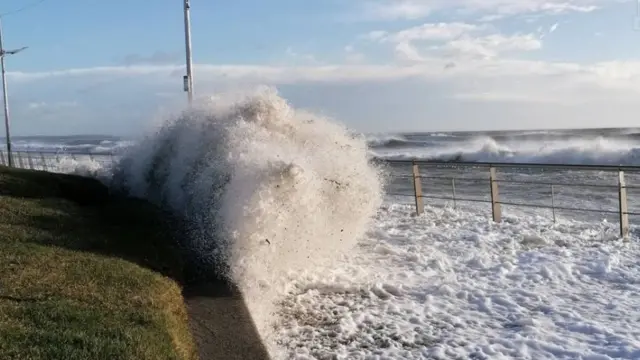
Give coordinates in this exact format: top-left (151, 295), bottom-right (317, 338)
top-left (4, 0), bottom-right (637, 135)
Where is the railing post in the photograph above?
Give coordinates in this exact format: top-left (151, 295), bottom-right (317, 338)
top-left (17, 152), bottom-right (24, 169)
top-left (0, 150), bottom-right (4, 166)
top-left (550, 184), bottom-right (556, 223)
top-left (451, 178), bottom-right (457, 209)
top-left (412, 162), bottom-right (424, 215)
top-left (26, 152), bottom-right (34, 170)
top-left (618, 170), bottom-right (629, 240)
top-left (40, 152), bottom-right (48, 172)
top-left (489, 166), bottom-right (502, 223)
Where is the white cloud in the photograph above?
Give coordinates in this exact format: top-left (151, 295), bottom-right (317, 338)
top-left (451, 91), bottom-right (564, 103)
top-left (444, 33), bottom-right (542, 58)
top-left (478, 14), bottom-right (507, 22)
top-left (359, 0), bottom-right (609, 21)
top-left (394, 41), bottom-right (426, 62)
top-left (344, 45), bottom-right (366, 64)
top-left (361, 30), bottom-right (389, 41)
top-left (539, 22), bottom-right (560, 39)
top-left (284, 47), bottom-right (319, 65)
top-left (5, 56), bottom-right (640, 134)
top-left (380, 22), bottom-right (484, 43)
top-left (8, 64), bottom-right (423, 85)
top-left (9, 58), bottom-right (640, 104)
top-left (363, 0), bottom-right (433, 20)
top-left (118, 51), bottom-right (181, 66)
top-left (370, 22), bottom-right (542, 61)
top-left (27, 101), bottom-right (78, 110)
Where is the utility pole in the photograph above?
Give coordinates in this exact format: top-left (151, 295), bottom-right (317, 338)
top-left (0, 17), bottom-right (27, 168)
top-left (183, 0), bottom-right (194, 104)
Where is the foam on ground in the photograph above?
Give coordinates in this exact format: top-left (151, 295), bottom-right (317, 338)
top-left (274, 202), bottom-right (640, 359)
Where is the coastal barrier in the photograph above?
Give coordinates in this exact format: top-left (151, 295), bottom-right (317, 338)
top-left (385, 160), bottom-right (640, 239)
top-left (3, 150), bottom-right (639, 239)
top-left (0, 150), bottom-right (113, 172)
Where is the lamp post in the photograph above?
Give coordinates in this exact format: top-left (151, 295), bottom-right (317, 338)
top-left (183, 0), bottom-right (194, 104)
top-left (0, 17), bottom-right (27, 168)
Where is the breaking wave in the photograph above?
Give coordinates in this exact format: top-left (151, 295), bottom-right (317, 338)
top-left (366, 133), bottom-right (453, 149)
top-left (108, 87), bottom-right (385, 355)
top-left (373, 135), bottom-right (640, 165)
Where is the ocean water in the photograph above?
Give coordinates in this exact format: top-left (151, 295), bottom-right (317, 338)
top-left (3, 91), bottom-right (640, 359)
top-left (368, 128), bottom-right (640, 164)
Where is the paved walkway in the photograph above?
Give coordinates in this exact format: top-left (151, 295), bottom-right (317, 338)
top-left (183, 280), bottom-right (271, 360)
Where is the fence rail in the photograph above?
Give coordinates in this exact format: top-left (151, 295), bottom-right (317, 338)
top-left (0, 150), bottom-right (114, 172)
top-left (386, 160), bottom-right (640, 240)
top-left (384, 159), bottom-right (640, 172)
top-left (1, 150), bottom-right (638, 239)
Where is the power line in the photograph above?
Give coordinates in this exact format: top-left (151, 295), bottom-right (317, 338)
top-left (1, 0), bottom-right (48, 18)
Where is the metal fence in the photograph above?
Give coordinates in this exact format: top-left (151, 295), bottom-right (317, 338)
top-left (3, 150), bottom-right (639, 239)
top-left (0, 150), bottom-right (114, 172)
top-left (384, 160), bottom-right (640, 239)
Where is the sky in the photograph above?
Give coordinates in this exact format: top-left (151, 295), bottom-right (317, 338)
top-left (1, 0), bottom-right (640, 135)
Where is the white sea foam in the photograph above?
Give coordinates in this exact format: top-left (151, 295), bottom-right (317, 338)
top-left (105, 87), bottom-right (385, 356)
top-left (274, 202), bottom-right (640, 359)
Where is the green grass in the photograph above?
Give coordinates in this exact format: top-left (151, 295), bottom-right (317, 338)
top-left (0, 166), bottom-right (197, 360)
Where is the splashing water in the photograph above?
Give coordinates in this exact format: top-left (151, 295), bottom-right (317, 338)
top-left (109, 87), bottom-right (385, 355)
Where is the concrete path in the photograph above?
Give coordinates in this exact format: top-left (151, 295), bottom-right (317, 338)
top-left (183, 280), bottom-right (271, 360)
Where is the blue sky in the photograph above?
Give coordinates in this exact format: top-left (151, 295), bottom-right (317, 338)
top-left (1, 0), bottom-right (640, 135)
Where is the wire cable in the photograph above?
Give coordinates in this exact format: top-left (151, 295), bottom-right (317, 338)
top-left (1, 0), bottom-right (48, 18)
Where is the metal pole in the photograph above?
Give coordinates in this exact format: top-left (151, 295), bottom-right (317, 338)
top-left (550, 184), bottom-right (556, 223)
top-left (489, 166), bottom-right (502, 223)
top-left (451, 178), bottom-right (457, 209)
top-left (412, 162), bottom-right (424, 215)
top-left (183, 0), bottom-right (194, 104)
top-left (618, 171), bottom-right (629, 240)
top-left (0, 18), bottom-right (12, 167)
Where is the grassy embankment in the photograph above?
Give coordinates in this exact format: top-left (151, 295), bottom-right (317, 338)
top-left (0, 166), bottom-right (197, 360)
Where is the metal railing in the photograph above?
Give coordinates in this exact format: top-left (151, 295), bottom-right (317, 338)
top-left (384, 160), bottom-right (640, 239)
top-left (3, 150), bottom-right (638, 239)
top-left (0, 150), bottom-right (115, 172)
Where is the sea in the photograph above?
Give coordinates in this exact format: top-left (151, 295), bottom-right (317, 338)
top-left (3, 91), bottom-right (640, 359)
top-left (9, 126), bottom-right (640, 164)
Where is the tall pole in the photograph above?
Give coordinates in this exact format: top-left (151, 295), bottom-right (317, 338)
top-left (0, 18), bottom-right (13, 167)
top-left (183, 0), bottom-right (194, 104)
top-left (0, 18), bottom-right (27, 168)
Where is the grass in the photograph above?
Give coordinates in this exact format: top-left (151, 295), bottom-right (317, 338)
top-left (0, 166), bottom-right (198, 360)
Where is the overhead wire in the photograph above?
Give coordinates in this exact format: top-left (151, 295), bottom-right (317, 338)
top-left (1, 0), bottom-right (49, 18)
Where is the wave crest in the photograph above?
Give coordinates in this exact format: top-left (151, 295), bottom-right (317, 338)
top-left (374, 135), bottom-right (640, 165)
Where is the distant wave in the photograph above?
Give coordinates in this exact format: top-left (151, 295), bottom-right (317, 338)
top-left (366, 134), bottom-right (451, 149)
top-left (12, 138), bottom-right (133, 154)
top-left (372, 136), bottom-right (640, 166)
top-left (366, 134), bottom-right (409, 148)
